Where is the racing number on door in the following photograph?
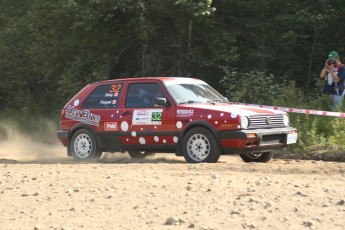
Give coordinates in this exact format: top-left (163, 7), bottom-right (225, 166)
top-left (110, 84), bottom-right (122, 93)
top-left (152, 112), bottom-right (162, 121)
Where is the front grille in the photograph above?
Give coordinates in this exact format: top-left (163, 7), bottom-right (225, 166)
top-left (260, 134), bottom-right (286, 145)
top-left (249, 115), bottom-right (284, 128)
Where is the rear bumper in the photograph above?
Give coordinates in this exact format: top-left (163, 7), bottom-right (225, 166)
top-left (219, 127), bottom-right (297, 154)
top-left (56, 130), bottom-right (69, 147)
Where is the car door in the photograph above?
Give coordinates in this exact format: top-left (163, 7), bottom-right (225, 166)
top-left (118, 81), bottom-right (177, 151)
top-left (81, 82), bottom-right (123, 150)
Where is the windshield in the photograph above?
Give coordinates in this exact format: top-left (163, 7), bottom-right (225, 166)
top-left (165, 82), bottom-right (228, 104)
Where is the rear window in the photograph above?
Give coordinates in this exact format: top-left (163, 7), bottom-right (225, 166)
top-left (82, 83), bottom-right (123, 109)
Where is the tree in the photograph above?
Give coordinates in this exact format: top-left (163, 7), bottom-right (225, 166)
top-left (1, 0), bottom-right (345, 113)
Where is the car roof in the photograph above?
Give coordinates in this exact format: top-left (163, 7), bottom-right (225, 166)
top-left (93, 77), bottom-right (202, 85)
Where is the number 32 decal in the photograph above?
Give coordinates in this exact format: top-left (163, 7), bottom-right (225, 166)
top-left (152, 112), bottom-right (162, 121)
top-left (109, 84), bottom-right (122, 93)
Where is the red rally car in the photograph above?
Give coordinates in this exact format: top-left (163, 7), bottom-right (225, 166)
top-left (57, 77), bottom-right (297, 163)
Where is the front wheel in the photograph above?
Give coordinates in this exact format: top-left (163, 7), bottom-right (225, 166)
top-left (182, 127), bottom-right (220, 163)
top-left (69, 129), bottom-right (102, 161)
top-left (239, 152), bottom-right (274, 163)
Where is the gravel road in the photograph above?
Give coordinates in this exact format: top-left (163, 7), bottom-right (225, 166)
top-left (1, 151), bottom-right (345, 230)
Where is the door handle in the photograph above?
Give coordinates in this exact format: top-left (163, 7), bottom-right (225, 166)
top-left (121, 111), bottom-right (131, 116)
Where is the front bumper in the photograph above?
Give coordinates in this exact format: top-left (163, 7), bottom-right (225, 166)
top-left (219, 127), bottom-right (297, 154)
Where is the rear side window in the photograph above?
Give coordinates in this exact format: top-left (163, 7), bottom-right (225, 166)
top-left (82, 83), bottom-right (123, 108)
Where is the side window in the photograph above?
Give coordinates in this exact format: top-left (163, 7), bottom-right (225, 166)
top-left (82, 83), bottom-right (123, 109)
top-left (125, 83), bottom-right (166, 108)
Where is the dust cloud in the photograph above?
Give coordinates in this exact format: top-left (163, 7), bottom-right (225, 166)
top-left (0, 120), bottom-right (181, 163)
top-left (0, 120), bottom-right (66, 162)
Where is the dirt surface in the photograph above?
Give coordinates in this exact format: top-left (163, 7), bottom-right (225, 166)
top-left (1, 140), bottom-right (345, 230)
top-left (0, 124), bottom-right (344, 229)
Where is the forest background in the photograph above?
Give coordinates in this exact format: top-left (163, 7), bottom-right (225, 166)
top-left (1, 0), bottom-right (345, 157)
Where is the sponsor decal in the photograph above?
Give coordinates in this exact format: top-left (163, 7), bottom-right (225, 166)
top-left (100, 100), bottom-right (112, 105)
top-left (136, 110), bottom-right (150, 116)
top-left (133, 109), bottom-right (163, 125)
top-left (177, 109), bottom-right (194, 117)
top-left (112, 100), bottom-right (117, 104)
top-left (65, 105), bottom-right (101, 126)
top-left (287, 133), bottom-right (298, 144)
top-left (104, 122), bottom-right (118, 131)
top-left (105, 93), bottom-right (113, 97)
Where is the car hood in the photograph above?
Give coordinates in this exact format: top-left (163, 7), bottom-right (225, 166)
top-left (178, 103), bottom-right (286, 116)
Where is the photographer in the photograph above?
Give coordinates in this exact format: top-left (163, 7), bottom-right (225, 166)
top-left (320, 51), bottom-right (345, 111)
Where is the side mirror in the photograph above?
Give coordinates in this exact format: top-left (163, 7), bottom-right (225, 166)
top-left (155, 98), bottom-right (167, 106)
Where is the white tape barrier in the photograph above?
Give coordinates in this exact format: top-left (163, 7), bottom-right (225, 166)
top-left (237, 103), bottom-right (345, 118)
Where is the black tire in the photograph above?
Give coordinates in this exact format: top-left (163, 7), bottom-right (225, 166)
top-left (239, 152), bottom-right (274, 163)
top-left (182, 127), bottom-right (220, 163)
top-left (69, 129), bottom-right (102, 161)
top-left (127, 150), bottom-right (156, 159)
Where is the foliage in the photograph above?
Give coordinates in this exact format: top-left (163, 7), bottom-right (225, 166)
top-left (272, 82), bottom-right (345, 153)
top-left (1, 0), bottom-right (345, 154)
top-left (220, 68), bottom-right (288, 104)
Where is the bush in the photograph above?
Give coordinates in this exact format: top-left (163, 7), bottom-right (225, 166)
top-left (220, 67), bottom-right (288, 104)
top-left (220, 69), bottom-right (345, 157)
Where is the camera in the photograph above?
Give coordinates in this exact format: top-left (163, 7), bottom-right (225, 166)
top-left (327, 60), bottom-right (336, 65)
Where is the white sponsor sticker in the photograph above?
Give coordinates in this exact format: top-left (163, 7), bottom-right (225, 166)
top-left (287, 133), bottom-right (298, 144)
top-left (65, 105), bottom-right (101, 126)
top-left (176, 109), bottom-right (194, 117)
top-left (132, 109), bottom-right (163, 125)
top-left (104, 122), bottom-right (118, 131)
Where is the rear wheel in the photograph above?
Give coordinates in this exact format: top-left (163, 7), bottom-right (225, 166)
top-left (128, 150), bottom-right (155, 159)
top-left (70, 129), bottom-right (102, 161)
top-left (239, 152), bottom-right (274, 163)
top-left (182, 127), bottom-right (220, 163)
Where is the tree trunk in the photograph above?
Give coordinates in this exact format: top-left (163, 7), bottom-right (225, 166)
top-left (138, 0), bottom-right (147, 76)
top-left (305, 22), bottom-right (317, 99)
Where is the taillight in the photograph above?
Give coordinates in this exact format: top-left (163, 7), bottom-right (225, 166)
top-left (61, 109), bottom-right (65, 117)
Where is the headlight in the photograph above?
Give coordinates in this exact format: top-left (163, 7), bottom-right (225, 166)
top-left (283, 114), bottom-right (289, 126)
top-left (240, 116), bottom-right (249, 129)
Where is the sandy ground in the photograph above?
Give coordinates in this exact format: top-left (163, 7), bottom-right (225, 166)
top-left (0, 123), bottom-right (345, 230)
top-left (0, 140), bottom-right (345, 230)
